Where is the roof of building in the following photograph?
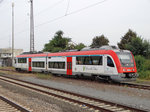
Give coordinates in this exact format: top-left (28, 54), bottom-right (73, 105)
top-left (0, 48), bottom-right (23, 53)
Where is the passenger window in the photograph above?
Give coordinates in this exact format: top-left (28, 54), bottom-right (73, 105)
top-left (49, 62), bottom-right (54, 68)
top-left (48, 62), bottom-right (65, 69)
top-left (84, 56), bottom-right (92, 65)
top-left (54, 62), bottom-right (59, 68)
top-left (32, 62), bottom-right (45, 68)
top-left (58, 62), bottom-right (65, 69)
top-left (18, 58), bottom-right (27, 63)
top-left (107, 56), bottom-right (114, 67)
top-left (76, 56), bottom-right (103, 65)
top-left (76, 57), bottom-right (84, 65)
top-left (91, 56), bottom-right (103, 65)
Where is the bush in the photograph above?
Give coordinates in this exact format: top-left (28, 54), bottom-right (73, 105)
top-left (138, 71), bottom-right (150, 80)
top-left (135, 55), bottom-right (150, 80)
top-left (134, 55), bottom-right (146, 72)
top-left (143, 60), bottom-right (150, 71)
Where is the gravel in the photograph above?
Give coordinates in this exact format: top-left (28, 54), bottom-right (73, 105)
top-left (0, 77), bottom-right (90, 112)
top-left (0, 73), bottom-right (150, 111)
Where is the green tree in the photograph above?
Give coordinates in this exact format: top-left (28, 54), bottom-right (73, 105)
top-left (43, 30), bottom-right (71, 52)
top-left (90, 35), bottom-right (109, 48)
top-left (65, 42), bottom-right (86, 51)
top-left (65, 43), bottom-right (75, 50)
top-left (125, 37), bottom-right (150, 57)
top-left (75, 43), bottom-right (86, 50)
top-left (118, 29), bottom-right (137, 49)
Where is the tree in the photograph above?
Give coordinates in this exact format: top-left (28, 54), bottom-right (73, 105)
top-left (43, 30), bottom-right (71, 52)
top-left (65, 42), bottom-right (86, 51)
top-left (118, 29), bottom-right (137, 49)
top-left (90, 35), bottom-right (109, 48)
top-left (125, 37), bottom-right (150, 57)
top-left (75, 43), bottom-right (86, 50)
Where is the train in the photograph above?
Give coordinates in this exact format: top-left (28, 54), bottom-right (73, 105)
top-left (14, 46), bottom-right (138, 82)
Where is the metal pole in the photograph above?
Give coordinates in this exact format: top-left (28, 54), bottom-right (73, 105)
top-left (30, 0), bottom-right (34, 52)
top-left (12, 2), bottom-right (14, 66)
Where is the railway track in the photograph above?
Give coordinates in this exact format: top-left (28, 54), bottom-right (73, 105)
top-left (120, 82), bottom-right (150, 90)
top-left (0, 68), bottom-right (150, 91)
top-left (0, 95), bottom-right (31, 112)
top-left (0, 75), bottom-right (147, 112)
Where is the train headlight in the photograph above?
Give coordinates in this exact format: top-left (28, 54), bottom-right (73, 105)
top-left (132, 69), bottom-right (135, 71)
top-left (123, 69), bottom-right (126, 72)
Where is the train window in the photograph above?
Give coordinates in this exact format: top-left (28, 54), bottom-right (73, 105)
top-left (91, 56), bottom-right (103, 65)
top-left (54, 62), bottom-right (59, 68)
top-left (32, 62), bottom-right (45, 68)
top-left (59, 62), bottom-right (65, 69)
top-left (76, 56), bottom-right (103, 65)
top-left (107, 56), bottom-right (114, 67)
top-left (40, 62), bottom-right (44, 67)
top-left (37, 62), bottom-right (40, 67)
top-left (49, 62), bottom-right (54, 68)
top-left (76, 57), bottom-right (84, 65)
top-left (48, 62), bottom-right (65, 69)
top-left (18, 58), bottom-right (27, 63)
top-left (32, 62), bottom-right (35, 67)
top-left (84, 56), bottom-right (92, 65)
top-left (117, 53), bottom-right (134, 67)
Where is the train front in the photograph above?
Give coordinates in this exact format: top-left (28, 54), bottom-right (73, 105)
top-left (112, 50), bottom-right (138, 82)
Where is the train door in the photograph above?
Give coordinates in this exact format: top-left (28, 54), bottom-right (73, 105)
top-left (104, 55), bottom-right (116, 74)
top-left (28, 58), bottom-right (32, 71)
top-left (67, 57), bottom-right (72, 75)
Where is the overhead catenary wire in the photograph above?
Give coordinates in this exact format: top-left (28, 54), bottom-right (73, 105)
top-left (0, 0), bottom-right (108, 41)
top-left (35, 0), bottom-right (108, 28)
top-left (35, 0), bottom-right (65, 16)
top-left (10, 0), bottom-right (65, 32)
top-left (0, 0), bottom-right (65, 40)
top-left (65, 0), bottom-right (70, 16)
top-left (67, 0), bottom-right (107, 16)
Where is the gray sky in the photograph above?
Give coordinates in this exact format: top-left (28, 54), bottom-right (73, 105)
top-left (0, 0), bottom-right (150, 52)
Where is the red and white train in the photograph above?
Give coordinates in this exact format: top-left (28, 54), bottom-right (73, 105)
top-left (14, 46), bottom-right (138, 82)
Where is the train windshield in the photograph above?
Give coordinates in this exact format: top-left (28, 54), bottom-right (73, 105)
top-left (117, 52), bottom-right (134, 67)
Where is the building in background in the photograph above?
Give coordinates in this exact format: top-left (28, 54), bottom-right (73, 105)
top-left (0, 48), bottom-right (23, 67)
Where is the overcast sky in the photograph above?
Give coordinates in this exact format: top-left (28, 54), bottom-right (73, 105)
top-left (0, 0), bottom-right (150, 52)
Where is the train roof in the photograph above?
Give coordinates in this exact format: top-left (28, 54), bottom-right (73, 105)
top-left (16, 46), bottom-right (131, 58)
top-left (16, 49), bottom-right (130, 58)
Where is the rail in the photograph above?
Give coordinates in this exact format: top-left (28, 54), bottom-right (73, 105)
top-left (0, 95), bottom-right (31, 112)
top-left (0, 74), bottom-right (147, 112)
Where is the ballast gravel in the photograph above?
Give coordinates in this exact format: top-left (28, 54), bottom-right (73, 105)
top-left (0, 76), bottom-right (90, 112)
top-left (22, 76), bottom-right (150, 111)
top-left (0, 73), bottom-right (150, 111)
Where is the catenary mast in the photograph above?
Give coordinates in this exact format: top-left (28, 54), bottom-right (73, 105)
top-left (30, 0), bottom-right (34, 52)
top-left (12, 2), bottom-right (14, 66)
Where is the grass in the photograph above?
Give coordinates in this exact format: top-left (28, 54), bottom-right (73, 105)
top-left (34, 72), bottom-right (52, 79)
top-left (135, 78), bottom-right (150, 85)
top-left (138, 70), bottom-right (150, 80)
top-left (0, 66), bottom-right (53, 80)
top-left (0, 66), bottom-right (15, 70)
